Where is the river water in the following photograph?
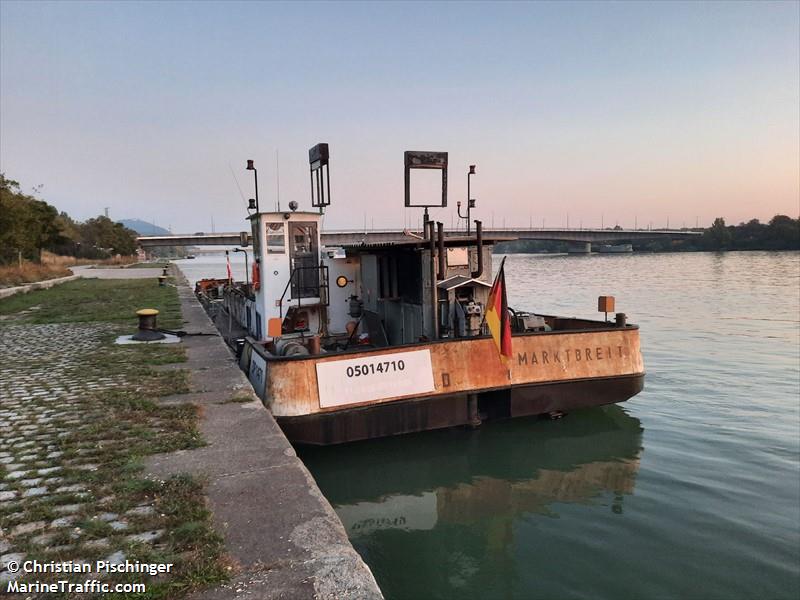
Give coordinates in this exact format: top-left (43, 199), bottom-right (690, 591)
top-left (182, 251), bottom-right (800, 599)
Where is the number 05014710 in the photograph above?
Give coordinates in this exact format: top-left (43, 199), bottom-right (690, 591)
top-left (316, 349), bottom-right (435, 408)
top-left (346, 360), bottom-right (405, 378)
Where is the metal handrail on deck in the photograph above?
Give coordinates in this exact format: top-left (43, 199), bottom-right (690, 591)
top-left (278, 264), bottom-right (330, 319)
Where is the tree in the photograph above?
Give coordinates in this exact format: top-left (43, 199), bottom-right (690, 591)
top-left (703, 217), bottom-right (732, 249)
top-left (78, 216), bottom-right (138, 256)
top-left (1, 172), bottom-right (138, 264)
top-left (765, 215), bottom-right (800, 249)
top-left (0, 173), bottom-right (64, 262)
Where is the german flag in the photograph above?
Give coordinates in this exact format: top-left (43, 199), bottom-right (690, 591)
top-left (485, 257), bottom-right (513, 365)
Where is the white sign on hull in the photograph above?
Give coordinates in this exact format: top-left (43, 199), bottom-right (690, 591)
top-left (316, 349), bottom-right (435, 408)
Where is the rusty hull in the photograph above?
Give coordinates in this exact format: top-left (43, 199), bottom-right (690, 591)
top-left (264, 325), bottom-right (644, 419)
top-left (278, 374), bottom-right (643, 445)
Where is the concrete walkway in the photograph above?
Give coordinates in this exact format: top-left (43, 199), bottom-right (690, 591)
top-left (146, 270), bottom-right (383, 599)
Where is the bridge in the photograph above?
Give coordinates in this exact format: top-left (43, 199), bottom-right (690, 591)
top-left (138, 228), bottom-right (700, 253)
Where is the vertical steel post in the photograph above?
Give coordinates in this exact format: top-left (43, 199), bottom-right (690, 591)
top-left (437, 222), bottom-right (445, 280)
top-left (467, 169), bottom-right (472, 235)
top-left (468, 393), bottom-right (481, 427)
top-left (253, 169), bottom-right (259, 213)
top-left (428, 220), bottom-right (439, 340)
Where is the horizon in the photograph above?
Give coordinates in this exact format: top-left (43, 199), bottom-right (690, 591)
top-left (1, 1), bottom-right (798, 232)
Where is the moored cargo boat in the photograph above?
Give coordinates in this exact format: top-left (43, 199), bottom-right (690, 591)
top-left (200, 145), bottom-right (644, 444)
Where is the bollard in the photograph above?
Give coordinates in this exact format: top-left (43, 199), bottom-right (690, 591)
top-left (132, 308), bottom-right (166, 341)
top-left (158, 275), bottom-right (167, 287)
top-left (161, 266), bottom-right (169, 277)
top-left (615, 313), bottom-right (627, 327)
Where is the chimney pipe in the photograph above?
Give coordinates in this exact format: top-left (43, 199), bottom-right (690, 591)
top-left (437, 222), bottom-right (445, 280)
top-left (428, 220), bottom-right (439, 339)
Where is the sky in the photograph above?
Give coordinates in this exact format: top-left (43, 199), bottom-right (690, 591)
top-left (1, 0), bottom-right (798, 233)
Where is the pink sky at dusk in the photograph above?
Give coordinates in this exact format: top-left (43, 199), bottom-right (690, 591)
top-left (1, 1), bottom-right (797, 233)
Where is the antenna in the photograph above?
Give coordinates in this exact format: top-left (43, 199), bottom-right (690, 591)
top-left (276, 149), bottom-right (281, 212)
top-left (228, 163), bottom-right (248, 206)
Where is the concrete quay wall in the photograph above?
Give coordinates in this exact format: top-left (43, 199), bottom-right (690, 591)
top-left (0, 274), bottom-right (80, 299)
top-left (146, 267), bottom-right (382, 599)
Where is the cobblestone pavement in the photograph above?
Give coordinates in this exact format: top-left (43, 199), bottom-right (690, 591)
top-left (0, 320), bottom-right (176, 584)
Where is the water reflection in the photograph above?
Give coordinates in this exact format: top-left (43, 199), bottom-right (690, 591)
top-left (300, 406), bottom-right (643, 598)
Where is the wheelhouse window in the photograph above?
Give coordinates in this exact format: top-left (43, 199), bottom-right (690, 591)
top-left (266, 223), bottom-right (285, 254)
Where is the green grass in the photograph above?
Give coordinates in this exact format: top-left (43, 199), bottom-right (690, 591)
top-left (216, 394), bottom-right (255, 404)
top-left (115, 475), bottom-right (230, 599)
top-left (127, 344), bottom-right (188, 365)
top-left (0, 278), bottom-right (182, 327)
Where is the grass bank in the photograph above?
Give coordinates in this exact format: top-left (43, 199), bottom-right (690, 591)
top-left (0, 279), bottom-right (183, 325)
top-left (0, 262), bottom-right (73, 287)
top-left (0, 278), bottom-right (227, 598)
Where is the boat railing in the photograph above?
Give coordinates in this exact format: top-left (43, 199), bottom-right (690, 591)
top-left (278, 264), bottom-right (330, 318)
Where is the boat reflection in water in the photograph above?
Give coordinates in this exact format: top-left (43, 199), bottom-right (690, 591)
top-left (299, 405), bottom-right (643, 599)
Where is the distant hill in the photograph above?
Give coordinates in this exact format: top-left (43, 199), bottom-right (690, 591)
top-left (118, 219), bottom-right (170, 236)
